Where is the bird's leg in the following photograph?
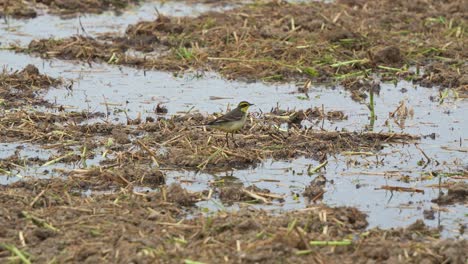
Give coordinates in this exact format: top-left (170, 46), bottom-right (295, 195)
top-left (225, 132), bottom-right (230, 147)
top-left (231, 133), bottom-right (239, 147)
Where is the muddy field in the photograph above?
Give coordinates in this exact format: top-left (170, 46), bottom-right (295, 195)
top-left (0, 0), bottom-right (467, 263)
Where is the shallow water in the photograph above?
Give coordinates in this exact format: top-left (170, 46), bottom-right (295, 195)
top-left (0, 142), bottom-right (106, 185)
top-left (0, 0), bottom-right (466, 238)
top-left (1, 49), bottom-right (466, 237)
top-left (0, 1), bottom-right (237, 46)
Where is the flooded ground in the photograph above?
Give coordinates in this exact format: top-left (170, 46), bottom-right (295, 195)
top-left (1, 1), bottom-right (240, 46)
top-left (0, 0), bottom-right (467, 263)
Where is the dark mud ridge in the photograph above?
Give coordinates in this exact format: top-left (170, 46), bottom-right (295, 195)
top-left (0, 65), bottom-right (63, 109)
top-left (0, 0), bottom-right (143, 18)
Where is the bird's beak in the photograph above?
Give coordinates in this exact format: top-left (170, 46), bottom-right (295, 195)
top-left (249, 103), bottom-right (254, 106)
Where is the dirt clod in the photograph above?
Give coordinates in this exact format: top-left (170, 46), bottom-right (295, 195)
top-left (372, 46), bottom-right (403, 65)
top-left (432, 182), bottom-right (468, 205)
top-left (423, 209), bottom-right (436, 220)
top-left (166, 183), bottom-right (199, 206)
top-left (0, 65), bottom-right (62, 108)
top-left (303, 175), bottom-right (327, 202)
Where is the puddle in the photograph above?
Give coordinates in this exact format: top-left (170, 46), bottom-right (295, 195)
top-left (0, 143), bottom-right (54, 184)
top-left (0, 142), bottom-right (105, 185)
top-left (1, 50), bottom-right (350, 124)
top-left (169, 150), bottom-right (466, 238)
top-left (2, 50), bottom-right (466, 132)
top-left (0, 1), bottom-right (239, 46)
top-left (0, 143), bottom-right (53, 160)
top-left (0, 51), bottom-right (466, 238)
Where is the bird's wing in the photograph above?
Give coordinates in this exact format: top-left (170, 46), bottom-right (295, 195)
top-left (206, 109), bottom-right (242, 125)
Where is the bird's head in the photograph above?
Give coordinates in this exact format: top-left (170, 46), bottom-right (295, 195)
top-left (237, 101), bottom-right (254, 113)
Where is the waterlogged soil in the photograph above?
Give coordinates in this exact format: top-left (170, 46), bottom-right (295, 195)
top-left (0, 67), bottom-right (418, 172)
top-left (12, 0), bottom-right (468, 95)
top-left (0, 177), bottom-right (466, 263)
top-left (0, 0), bottom-right (247, 19)
top-left (0, 64), bottom-right (64, 108)
top-left (1, 0), bottom-right (143, 18)
top-left (0, 62), bottom-right (466, 263)
top-left (1, 0), bottom-right (467, 263)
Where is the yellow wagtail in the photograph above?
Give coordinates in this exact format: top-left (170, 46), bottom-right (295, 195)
top-left (206, 101), bottom-right (254, 146)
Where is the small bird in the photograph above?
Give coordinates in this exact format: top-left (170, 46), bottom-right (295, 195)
top-left (206, 101), bottom-right (254, 146)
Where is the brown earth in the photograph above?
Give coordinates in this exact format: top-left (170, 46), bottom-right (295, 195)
top-left (14, 0), bottom-right (467, 94)
top-left (1, 0), bottom-right (248, 18)
top-left (1, 0), bottom-right (142, 18)
top-left (0, 0), bottom-right (37, 18)
top-left (0, 108), bottom-right (419, 172)
top-left (0, 177), bottom-right (466, 263)
top-left (32, 0), bottom-right (141, 16)
top-left (431, 181), bottom-right (468, 205)
top-left (1, 1), bottom-right (467, 262)
top-left (0, 64), bottom-right (63, 109)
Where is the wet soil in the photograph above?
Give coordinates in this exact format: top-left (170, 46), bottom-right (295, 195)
top-left (0, 0), bottom-right (467, 263)
top-left (32, 0), bottom-right (142, 16)
top-left (0, 64), bottom-right (63, 108)
top-left (0, 107), bottom-right (418, 172)
top-left (1, 177), bottom-right (466, 263)
top-left (13, 0), bottom-right (467, 94)
top-left (0, 0), bottom-right (37, 19)
top-left (432, 181), bottom-right (468, 206)
top-left (1, 0), bottom-right (142, 18)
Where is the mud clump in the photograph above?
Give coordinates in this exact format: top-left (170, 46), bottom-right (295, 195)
top-left (66, 166), bottom-right (166, 190)
top-left (26, 36), bottom-right (128, 61)
top-left (27, 0), bottom-right (142, 16)
top-left (219, 185), bottom-right (279, 204)
top-left (431, 182), bottom-right (468, 205)
top-left (0, 0), bottom-right (36, 18)
top-left (271, 107), bottom-right (347, 126)
top-left (303, 175), bottom-right (327, 202)
top-left (2, 0), bottom-right (152, 19)
top-left (372, 46), bottom-right (403, 65)
top-left (417, 62), bottom-right (468, 88)
top-left (165, 183), bottom-right (199, 206)
top-left (0, 64), bottom-right (62, 108)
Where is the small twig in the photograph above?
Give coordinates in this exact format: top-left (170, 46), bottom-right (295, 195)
top-left (242, 189), bottom-right (269, 203)
top-left (309, 240), bottom-right (352, 246)
top-left (78, 16), bottom-right (90, 37)
top-left (0, 243), bottom-right (31, 264)
top-left (42, 152), bottom-right (74, 167)
top-left (29, 189), bottom-right (46, 207)
top-left (21, 211), bottom-right (59, 232)
top-left (310, 190), bottom-right (326, 203)
top-left (154, 222), bottom-right (199, 229)
top-left (307, 160), bottom-right (328, 175)
top-left (415, 143), bottom-right (431, 164)
top-left (377, 185), bottom-right (425, 194)
top-left (136, 140), bottom-right (160, 167)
